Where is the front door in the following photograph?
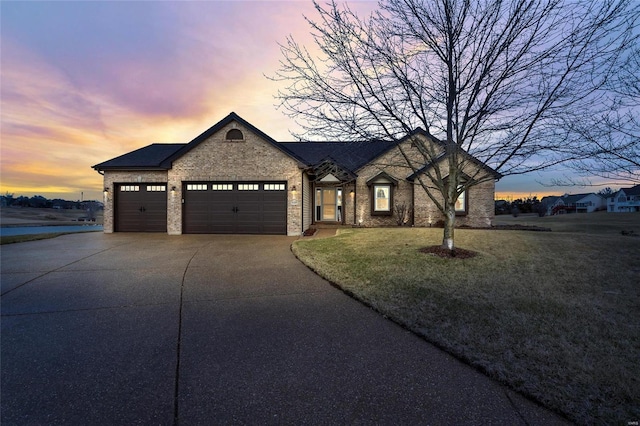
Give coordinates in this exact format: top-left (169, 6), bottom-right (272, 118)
top-left (315, 187), bottom-right (342, 222)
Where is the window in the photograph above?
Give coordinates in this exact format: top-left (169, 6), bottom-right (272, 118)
top-left (186, 184), bottom-right (207, 191)
top-left (366, 172), bottom-right (397, 216)
top-left (225, 129), bottom-right (244, 140)
top-left (120, 185), bottom-right (140, 192)
top-left (238, 183), bottom-right (259, 191)
top-left (264, 183), bottom-right (285, 191)
top-left (146, 185), bottom-right (166, 192)
top-left (211, 184), bottom-right (232, 191)
top-left (455, 186), bottom-right (468, 215)
top-left (373, 184), bottom-right (391, 213)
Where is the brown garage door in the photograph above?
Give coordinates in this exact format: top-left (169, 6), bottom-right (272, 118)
top-left (115, 184), bottom-right (167, 232)
top-left (183, 182), bottom-right (287, 234)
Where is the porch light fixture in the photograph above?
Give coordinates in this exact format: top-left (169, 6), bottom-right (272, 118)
top-left (291, 185), bottom-right (297, 192)
top-left (171, 186), bottom-right (176, 193)
top-left (349, 190), bottom-right (354, 196)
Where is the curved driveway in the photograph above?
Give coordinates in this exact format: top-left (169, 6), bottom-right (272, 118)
top-left (1, 233), bottom-right (566, 425)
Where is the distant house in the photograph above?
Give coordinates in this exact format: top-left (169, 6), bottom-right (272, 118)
top-left (607, 185), bottom-right (640, 212)
top-left (549, 193), bottom-right (605, 215)
top-left (574, 193), bottom-right (606, 213)
top-left (541, 195), bottom-right (560, 216)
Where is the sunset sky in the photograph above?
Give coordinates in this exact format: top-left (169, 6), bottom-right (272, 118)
top-left (0, 1), bottom-right (617, 202)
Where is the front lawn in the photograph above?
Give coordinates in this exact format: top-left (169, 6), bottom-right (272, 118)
top-left (293, 214), bottom-right (640, 424)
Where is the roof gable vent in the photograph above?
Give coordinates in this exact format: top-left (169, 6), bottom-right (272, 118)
top-left (226, 129), bottom-right (244, 141)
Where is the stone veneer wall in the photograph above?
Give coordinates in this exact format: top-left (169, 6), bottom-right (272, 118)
top-left (354, 144), bottom-right (415, 227)
top-left (167, 121), bottom-right (303, 236)
top-left (412, 178), bottom-right (496, 228)
top-left (353, 136), bottom-right (496, 228)
top-left (102, 170), bottom-right (169, 233)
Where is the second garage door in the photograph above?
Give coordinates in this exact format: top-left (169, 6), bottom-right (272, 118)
top-left (183, 182), bottom-right (287, 234)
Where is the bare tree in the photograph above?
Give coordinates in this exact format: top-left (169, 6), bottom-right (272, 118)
top-left (272, 0), bottom-right (639, 250)
top-left (563, 46), bottom-right (640, 184)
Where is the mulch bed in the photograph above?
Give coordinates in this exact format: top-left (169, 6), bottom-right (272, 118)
top-left (419, 245), bottom-right (478, 259)
top-left (303, 228), bottom-right (317, 236)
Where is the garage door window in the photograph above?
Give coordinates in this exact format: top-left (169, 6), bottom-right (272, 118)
top-left (147, 185), bottom-right (166, 192)
top-left (238, 184), bottom-right (259, 191)
top-left (187, 184), bottom-right (207, 191)
top-left (212, 184), bottom-right (233, 191)
top-left (120, 185), bottom-right (140, 192)
top-left (264, 183), bottom-right (285, 191)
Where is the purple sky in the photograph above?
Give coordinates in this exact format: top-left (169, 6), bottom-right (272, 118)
top-left (0, 1), bottom-right (614, 201)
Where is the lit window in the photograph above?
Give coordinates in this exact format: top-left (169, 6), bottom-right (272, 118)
top-left (186, 184), bottom-right (207, 191)
top-left (238, 184), bottom-right (259, 191)
top-left (264, 183), bottom-right (285, 191)
top-left (146, 185), bottom-right (166, 192)
top-left (120, 185), bottom-right (140, 192)
top-left (373, 184), bottom-right (391, 213)
top-left (264, 183), bottom-right (284, 191)
top-left (455, 186), bottom-right (468, 215)
top-left (211, 184), bottom-right (233, 191)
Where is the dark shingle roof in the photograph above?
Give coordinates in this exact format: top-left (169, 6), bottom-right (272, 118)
top-left (279, 140), bottom-right (395, 172)
top-left (92, 143), bottom-right (185, 170)
top-left (621, 184), bottom-right (640, 196)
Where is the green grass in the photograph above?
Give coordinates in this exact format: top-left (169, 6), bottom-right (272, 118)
top-left (293, 213), bottom-right (640, 425)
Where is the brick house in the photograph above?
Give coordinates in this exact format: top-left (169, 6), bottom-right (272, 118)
top-left (93, 112), bottom-right (501, 235)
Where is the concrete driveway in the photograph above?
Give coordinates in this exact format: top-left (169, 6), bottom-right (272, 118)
top-left (1, 233), bottom-right (567, 425)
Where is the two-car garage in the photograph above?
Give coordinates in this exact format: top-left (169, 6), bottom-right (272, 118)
top-left (114, 182), bottom-right (287, 234)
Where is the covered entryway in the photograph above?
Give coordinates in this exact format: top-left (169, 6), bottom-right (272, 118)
top-left (115, 184), bottom-right (167, 232)
top-left (183, 182), bottom-right (287, 234)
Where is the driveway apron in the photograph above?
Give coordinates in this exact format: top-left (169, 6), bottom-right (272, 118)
top-left (1, 233), bottom-right (567, 425)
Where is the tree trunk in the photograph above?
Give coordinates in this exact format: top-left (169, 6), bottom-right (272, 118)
top-left (442, 159), bottom-right (458, 251)
top-left (442, 204), bottom-right (456, 251)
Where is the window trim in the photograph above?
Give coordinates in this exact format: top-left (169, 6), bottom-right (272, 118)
top-left (370, 183), bottom-right (393, 216)
top-left (454, 185), bottom-right (468, 216)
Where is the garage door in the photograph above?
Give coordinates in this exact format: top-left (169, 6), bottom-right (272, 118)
top-left (183, 182), bottom-right (287, 234)
top-left (115, 184), bottom-right (167, 232)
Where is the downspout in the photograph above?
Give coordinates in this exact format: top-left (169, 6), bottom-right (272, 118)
top-left (301, 170), bottom-right (304, 235)
top-left (353, 182), bottom-right (357, 225)
top-left (411, 181), bottom-right (415, 226)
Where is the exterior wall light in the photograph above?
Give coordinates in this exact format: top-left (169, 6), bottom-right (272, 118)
top-left (291, 185), bottom-right (297, 192)
top-left (171, 186), bottom-right (176, 193)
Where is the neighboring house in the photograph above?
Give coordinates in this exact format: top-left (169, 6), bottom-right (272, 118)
top-left (93, 112), bottom-right (501, 235)
top-left (541, 195), bottom-right (560, 216)
top-left (550, 193), bottom-right (605, 215)
top-left (575, 193), bottom-right (606, 213)
top-left (608, 185), bottom-right (640, 212)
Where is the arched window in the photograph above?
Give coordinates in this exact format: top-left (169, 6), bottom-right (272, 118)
top-left (226, 129), bottom-right (244, 140)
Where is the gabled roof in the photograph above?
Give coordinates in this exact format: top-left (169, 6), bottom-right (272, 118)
top-left (619, 184), bottom-right (640, 196)
top-left (554, 193), bottom-right (593, 205)
top-left (162, 112), bottom-right (302, 167)
top-left (92, 143), bottom-right (185, 171)
top-left (398, 128), bottom-right (503, 181)
top-left (92, 113), bottom-right (502, 184)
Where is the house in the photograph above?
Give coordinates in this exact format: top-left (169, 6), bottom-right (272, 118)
top-left (607, 185), bottom-right (640, 212)
top-left (92, 112), bottom-right (501, 235)
top-left (540, 195), bottom-right (560, 216)
top-left (574, 193), bottom-right (606, 213)
top-left (549, 193), bottom-right (605, 215)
